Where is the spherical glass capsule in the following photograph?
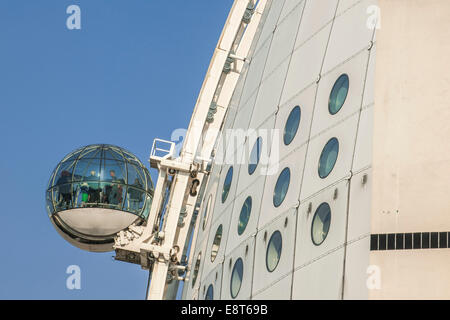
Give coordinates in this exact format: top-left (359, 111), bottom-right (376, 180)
top-left (46, 144), bottom-right (154, 252)
top-left (329, 74), bottom-right (349, 115)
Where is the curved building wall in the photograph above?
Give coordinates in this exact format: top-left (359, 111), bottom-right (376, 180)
top-left (184, 0), bottom-right (377, 300)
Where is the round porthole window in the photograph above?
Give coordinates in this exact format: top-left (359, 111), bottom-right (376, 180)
top-left (266, 230), bottom-right (282, 272)
top-left (311, 202), bottom-right (331, 246)
top-left (329, 74), bottom-right (349, 115)
top-left (230, 258), bottom-right (243, 299)
top-left (205, 284), bottom-right (213, 300)
top-left (238, 196), bottom-right (252, 235)
top-left (211, 225), bottom-right (223, 262)
top-left (202, 195), bottom-right (212, 231)
top-left (273, 168), bottom-right (290, 207)
top-left (192, 252), bottom-right (201, 288)
top-left (222, 167), bottom-right (233, 203)
top-left (248, 137), bottom-right (262, 175)
top-left (318, 137), bottom-right (339, 179)
top-left (283, 106), bottom-right (301, 145)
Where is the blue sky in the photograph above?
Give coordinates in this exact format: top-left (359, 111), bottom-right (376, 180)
top-left (0, 0), bottom-right (233, 299)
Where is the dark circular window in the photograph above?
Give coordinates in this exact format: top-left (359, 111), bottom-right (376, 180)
top-left (205, 284), bottom-right (213, 300)
top-left (192, 252), bottom-right (201, 288)
top-left (318, 138), bottom-right (339, 179)
top-left (283, 106), bottom-right (301, 145)
top-left (238, 196), bottom-right (252, 235)
top-left (230, 258), bottom-right (243, 299)
top-left (222, 167), bottom-right (233, 203)
top-left (211, 225), bottom-right (223, 262)
top-left (248, 137), bottom-right (262, 175)
top-left (273, 168), bottom-right (290, 207)
top-left (311, 203), bottom-right (331, 246)
top-left (202, 195), bottom-right (212, 231)
top-left (329, 74), bottom-right (349, 115)
top-left (266, 231), bottom-right (282, 272)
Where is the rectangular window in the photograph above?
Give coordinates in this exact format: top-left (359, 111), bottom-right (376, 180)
top-left (431, 232), bottom-right (439, 248)
top-left (370, 231), bottom-right (449, 250)
top-left (396, 233), bottom-right (404, 250)
top-left (379, 234), bottom-right (387, 251)
top-left (439, 232), bottom-right (448, 248)
top-left (422, 232), bottom-right (430, 249)
top-left (413, 233), bottom-right (421, 249)
top-left (370, 234), bottom-right (378, 251)
top-left (404, 233), bottom-right (412, 249)
top-left (388, 234), bottom-right (395, 250)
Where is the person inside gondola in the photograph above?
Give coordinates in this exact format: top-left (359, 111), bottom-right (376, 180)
top-left (86, 170), bottom-right (100, 204)
top-left (104, 170), bottom-right (125, 207)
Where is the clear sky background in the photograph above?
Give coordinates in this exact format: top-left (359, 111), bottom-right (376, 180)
top-left (0, 0), bottom-right (233, 299)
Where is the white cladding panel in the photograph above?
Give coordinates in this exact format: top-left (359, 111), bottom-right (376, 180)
top-left (295, 181), bottom-right (349, 268)
top-left (347, 169), bottom-right (372, 240)
top-left (342, 169), bottom-right (372, 299)
top-left (224, 93), bottom-right (258, 158)
top-left (300, 113), bottom-right (358, 201)
top-left (322, 0), bottom-right (377, 73)
top-left (211, 164), bottom-right (238, 221)
top-left (276, 84), bottom-right (316, 155)
top-left (362, 44), bottom-right (376, 107)
top-left (280, 0), bottom-right (304, 21)
top-left (263, 1), bottom-right (304, 76)
top-left (250, 59), bottom-right (290, 129)
top-left (235, 116), bottom-right (275, 196)
top-left (251, 275), bottom-right (292, 300)
top-left (343, 236), bottom-right (370, 299)
top-left (292, 248), bottom-right (345, 299)
top-left (200, 264), bottom-right (223, 300)
top-left (281, 25), bottom-right (331, 105)
top-left (310, 50), bottom-right (369, 137)
top-left (221, 237), bottom-right (255, 300)
top-left (186, 236), bottom-right (208, 300)
top-left (203, 206), bottom-right (233, 277)
top-left (226, 175), bottom-right (265, 255)
top-left (255, 0), bottom-right (285, 53)
top-left (240, 40), bottom-right (271, 107)
top-left (252, 208), bottom-right (296, 295)
top-left (259, 146), bottom-right (306, 228)
top-left (337, 0), bottom-right (363, 15)
top-left (352, 105), bottom-right (373, 173)
top-left (295, 0), bottom-right (339, 46)
top-left (196, 162), bottom-right (222, 243)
